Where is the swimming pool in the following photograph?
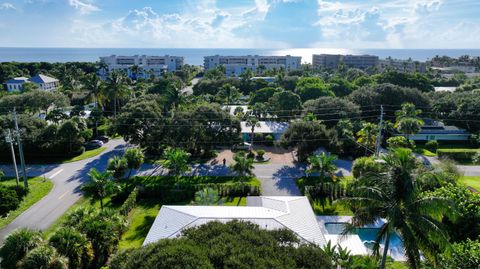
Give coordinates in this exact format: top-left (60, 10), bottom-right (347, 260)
top-left (324, 222), bottom-right (404, 256)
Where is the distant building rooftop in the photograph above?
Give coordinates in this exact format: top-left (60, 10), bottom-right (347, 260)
top-left (5, 77), bottom-right (29, 84)
top-left (241, 121), bottom-right (289, 134)
top-left (29, 74), bottom-right (59, 84)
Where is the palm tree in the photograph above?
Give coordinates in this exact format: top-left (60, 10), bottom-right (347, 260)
top-left (306, 152), bottom-right (338, 182)
top-left (20, 245), bottom-right (68, 269)
top-left (49, 227), bottom-right (93, 269)
top-left (130, 65), bottom-right (142, 81)
top-left (0, 228), bottom-right (43, 269)
top-left (107, 156), bottom-right (128, 180)
top-left (245, 115), bottom-right (261, 150)
top-left (165, 85), bottom-right (186, 110)
top-left (339, 148), bottom-right (454, 269)
top-left (105, 70), bottom-right (130, 118)
top-left (357, 122), bottom-right (378, 154)
top-left (157, 148), bottom-right (190, 176)
top-left (83, 73), bottom-right (104, 108)
top-left (395, 103), bottom-right (424, 140)
top-left (81, 168), bottom-right (117, 210)
top-left (230, 153), bottom-right (254, 179)
top-left (193, 188), bottom-right (222, 205)
top-left (123, 148), bottom-right (145, 179)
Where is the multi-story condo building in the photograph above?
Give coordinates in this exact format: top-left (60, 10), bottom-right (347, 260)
top-left (4, 74), bottom-right (59, 92)
top-left (204, 55), bottom-right (301, 76)
top-left (99, 55), bottom-right (184, 79)
top-left (312, 54), bottom-right (379, 70)
top-left (379, 58), bottom-right (427, 73)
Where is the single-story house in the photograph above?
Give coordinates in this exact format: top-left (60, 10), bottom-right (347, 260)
top-left (241, 121), bottom-right (289, 141)
top-left (143, 196), bottom-right (327, 247)
top-left (395, 119), bottom-right (470, 141)
top-left (4, 74), bottom-right (59, 92)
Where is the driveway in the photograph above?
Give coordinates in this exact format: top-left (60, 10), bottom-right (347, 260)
top-left (0, 139), bottom-right (127, 244)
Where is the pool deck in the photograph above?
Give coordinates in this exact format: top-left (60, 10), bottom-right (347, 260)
top-left (317, 216), bottom-right (406, 261)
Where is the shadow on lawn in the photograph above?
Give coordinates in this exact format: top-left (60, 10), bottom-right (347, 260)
top-left (124, 215), bottom-right (156, 243)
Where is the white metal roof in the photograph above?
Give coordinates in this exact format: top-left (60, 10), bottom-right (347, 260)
top-left (240, 121), bottom-right (289, 134)
top-left (29, 74), bottom-right (58, 84)
top-left (5, 77), bottom-right (29, 84)
top-left (143, 196), bottom-right (327, 247)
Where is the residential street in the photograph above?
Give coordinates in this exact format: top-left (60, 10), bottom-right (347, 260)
top-left (1, 140), bottom-right (479, 244)
top-left (0, 139), bottom-right (127, 244)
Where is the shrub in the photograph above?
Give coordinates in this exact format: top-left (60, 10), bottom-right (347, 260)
top-left (264, 135), bottom-right (274, 146)
top-left (439, 239), bottom-right (480, 269)
top-left (425, 140), bottom-right (439, 153)
top-left (8, 185), bottom-right (28, 199)
top-left (437, 149), bottom-right (479, 163)
top-left (386, 136), bottom-right (415, 149)
top-left (119, 188), bottom-right (138, 216)
top-left (472, 152), bottom-right (480, 165)
top-left (246, 150), bottom-right (255, 159)
top-left (352, 157), bottom-right (384, 179)
top-left (256, 150), bottom-right (266, 160)
top-left (0, 185), bottom-right (20, 216)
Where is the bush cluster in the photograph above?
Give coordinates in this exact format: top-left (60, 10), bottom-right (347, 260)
top-left (437, 149), bottom-right (480, 163)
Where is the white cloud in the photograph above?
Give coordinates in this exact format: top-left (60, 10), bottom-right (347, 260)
top-left (0, 2), bottom-right (16, 10)
top-left (68, 0), bottom-right (100, 14)
top-left (68, 4), bottom-right (284, 48)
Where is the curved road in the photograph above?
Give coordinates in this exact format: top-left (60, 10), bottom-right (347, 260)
top-left (0, 139), bottom-right (127, 244)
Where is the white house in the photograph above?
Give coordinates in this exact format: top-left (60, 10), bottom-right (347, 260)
top-left (99, 55), bottom-right (184, 80)
top-left (395, 119), bottom-right (470, 141)
top-left (143, 196), bottom-right (327, 247)
top-left (204, 55), bottom-right (301, 77)
top-left (4, 74), bottom-right (59, 92)
top-left (241, 121), bottom-right (289, 141)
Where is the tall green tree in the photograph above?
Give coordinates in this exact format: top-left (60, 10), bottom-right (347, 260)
top-left (395, 103), bottom-right (424, 140)
top-left (245, 115), bottom-right (261, 150)
top-left (123, 148), bottom-right (145, 179)
top-left (83, 73), bottom-right (104, 108)
top-left (340, 148), bottom-right (454, 269)
top-left (157, 148), bottom-right (190, 176)
top-left (356, 122), bottom-right (378, 154)
top-left (81, 169), bottom-right (117, 210)
top-left (105, 70), bottom-right (130, 118)
top-left (306, 152), bottom-right (338, 182)
top-left (230, 152), bottom-right (254, 178)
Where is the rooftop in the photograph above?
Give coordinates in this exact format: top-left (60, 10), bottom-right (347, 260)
top-left (143, 196), bottom-right (327, 247)
top-left (240, 121), bottom-right (289, 134)
top-left (29, 74), bottom-right (58, 84)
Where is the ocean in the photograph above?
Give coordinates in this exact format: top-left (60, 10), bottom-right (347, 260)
top-left (1, 47), bottom-right (480, 65)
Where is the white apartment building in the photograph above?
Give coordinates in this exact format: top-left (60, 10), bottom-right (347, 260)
top-left (204, 55), bottom-right (301, 76)
top-left (4, 74), bottom-right (59, 92)
top-left (379, 58), bottom-right (427, 73)
top-left (99, 55), bottom-right (184, 80)
top-left (312, 54), bottom-right (379, 70)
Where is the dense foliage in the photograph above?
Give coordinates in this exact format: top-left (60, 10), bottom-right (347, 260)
top-left (110, 220), bottom-right (332, 269)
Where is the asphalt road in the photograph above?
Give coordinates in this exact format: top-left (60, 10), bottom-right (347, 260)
top-left (0, 139), bottom-right (127, 244)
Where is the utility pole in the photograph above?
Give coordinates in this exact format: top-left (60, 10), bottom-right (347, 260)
top-left (12, 108), bottom-right (28, 189)
top-left (375, 105), bottom-right (384, 157)
top-left (4, 129), bottom-right (20, 186)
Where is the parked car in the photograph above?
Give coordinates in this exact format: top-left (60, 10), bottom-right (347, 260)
top-left (84, 140), bottom-right (103, 150)
top-left (94, 135), bottom-right (109, 143)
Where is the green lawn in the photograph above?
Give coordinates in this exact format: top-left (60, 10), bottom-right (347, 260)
top-left (459, 176), bottom-right (480, 191)
top-left (61, 147), bottom-right (106, 163)
top-left (414, 147), bottom-right (437, 157)
top-left (312, 200), bottom-right (353, 216)
top-left (118, 196), bottom-right (248, 250)
top-left (119, 198), bottom-right (162, 250)
top-left (0, 177), bottom-right (53, 229)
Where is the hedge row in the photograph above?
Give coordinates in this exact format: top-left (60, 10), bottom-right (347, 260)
top-left (437, 149), bottom-right (479, 163)
top-left (137, 182), bottom-right (260, 203)
top-left (119, 188), bottom-right (138, 216)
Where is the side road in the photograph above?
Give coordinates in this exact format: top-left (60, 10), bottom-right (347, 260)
top-left (0, 139), bottom-right (127, 244)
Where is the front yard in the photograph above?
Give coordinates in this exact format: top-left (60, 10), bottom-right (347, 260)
top-left (0, 177), bottom-right (53, 229)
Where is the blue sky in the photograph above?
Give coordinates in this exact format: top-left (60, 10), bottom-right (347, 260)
top-left (0, 0), bottom-right (479, 48)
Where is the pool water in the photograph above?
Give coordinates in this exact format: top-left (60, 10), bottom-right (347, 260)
top-left (324, 222), bottom-right (404, 252)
